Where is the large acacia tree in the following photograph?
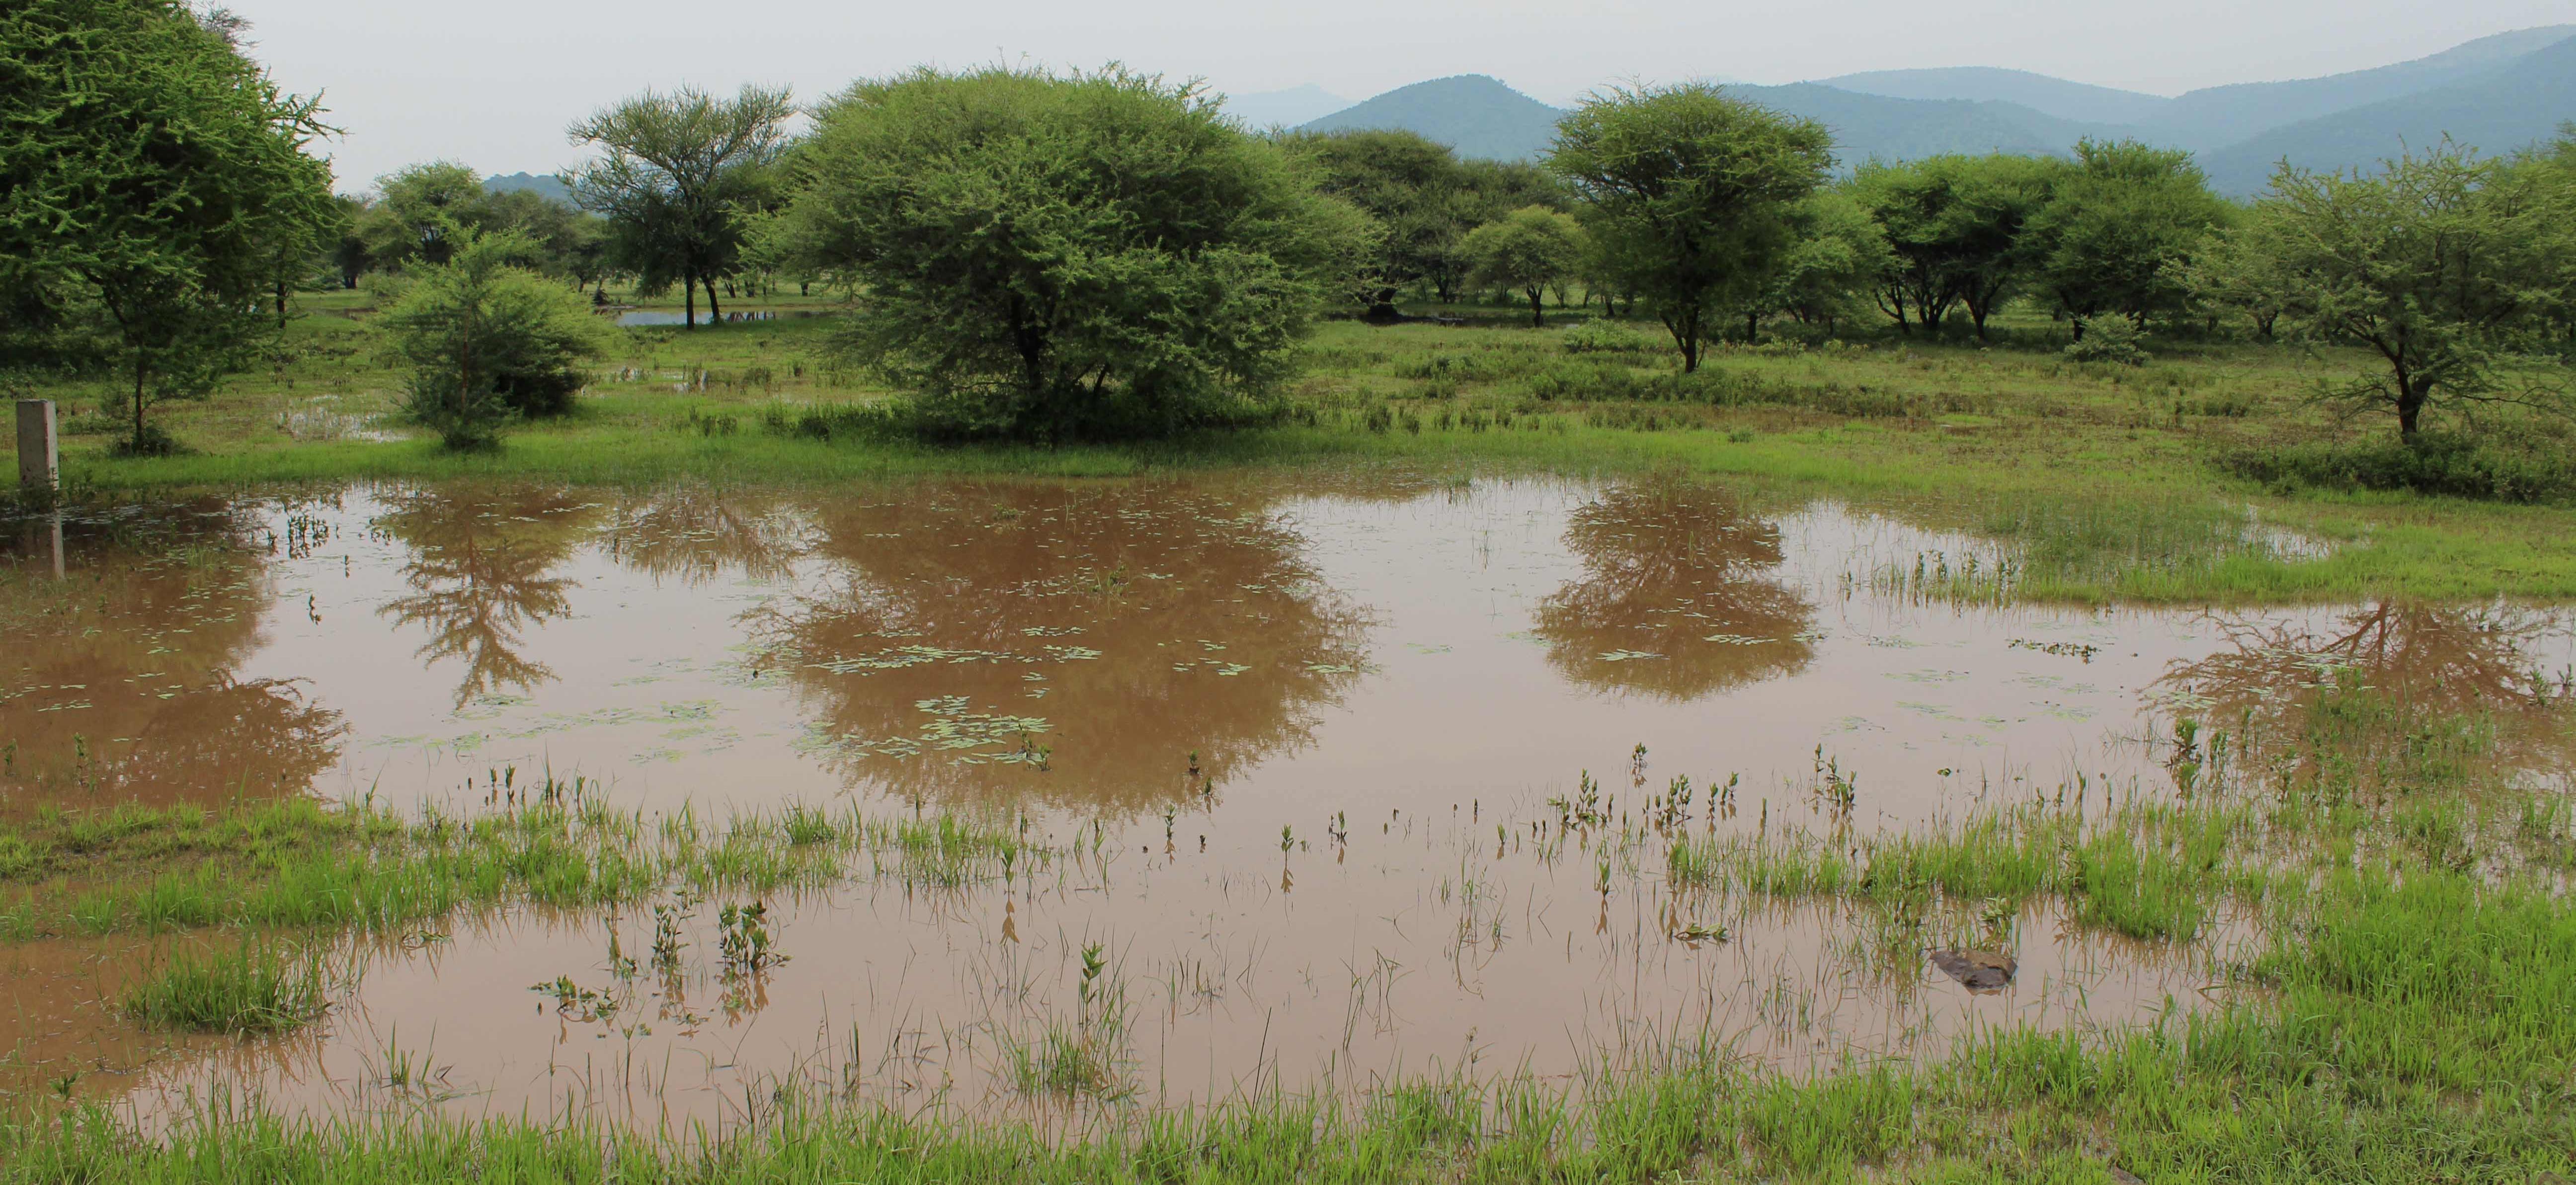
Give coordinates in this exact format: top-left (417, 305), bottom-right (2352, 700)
top-left (0, 0), bottom-right (335, 453)
top-left (565, 85), bottom-right (792, 328)
top-left (2193, 140), bottom-right (2573, 438)
top-left (1549, 85), bottom-right (1833, 371)
top-left (1850, 153), bottom-right (2060, 339)
top-left (2027, 139), bottom-right (2231, 337)
top-left (780, 66), bottom-right (1374, 439)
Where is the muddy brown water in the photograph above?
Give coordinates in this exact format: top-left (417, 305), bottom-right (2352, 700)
top-left (0, 475), bottom-right (2566, 1130)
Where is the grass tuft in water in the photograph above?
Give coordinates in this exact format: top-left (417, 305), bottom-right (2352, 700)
top-left (121, 940), bottom-right (329, 1034)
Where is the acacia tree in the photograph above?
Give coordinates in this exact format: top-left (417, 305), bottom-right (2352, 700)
top-left (343, 165), bottom-right (608, 290)
top-left (1850, 154), bottom-right (2058, 339)
top-left (1462, 206), bottom-right (1584, 326)
top-left (780, 66), bottom-right (1373, 439)
top-left (2028, 140), bottom-right (2231, 337)
top-left (357, 161), bottom-right (484, 269)
top-left (1286, 129), bottom-right (1471, 317)
top-left (1755, 190), bottom-right (1893, 336)
top-left (566, 85), bottom-right (793, 328)
top-left (0, 0), bottom-right (335, 454)
top-left (1549, 85), bottom-right (1832, 372)
top-left (2191, 141), bottom-right (2572, 438)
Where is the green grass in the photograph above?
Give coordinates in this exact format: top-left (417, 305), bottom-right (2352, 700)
top-left (0, 792), bottom-right (1041, 944)
top-left (119, 940), bottom-right (328, 1034)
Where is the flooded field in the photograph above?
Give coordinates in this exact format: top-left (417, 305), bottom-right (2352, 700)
top-left (2, 474), bottom-right (2567, 1132)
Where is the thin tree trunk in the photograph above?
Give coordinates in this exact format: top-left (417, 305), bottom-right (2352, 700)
top-left (1528, 287), bottom-right (1545, 328)
top-left (684, 272), bottom-right (697, 331)
top-left (705, 276), bottom-right (723, 323)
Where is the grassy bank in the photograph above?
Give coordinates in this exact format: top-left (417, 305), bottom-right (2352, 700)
top-left (6, 293), bottom-right (2576, 603)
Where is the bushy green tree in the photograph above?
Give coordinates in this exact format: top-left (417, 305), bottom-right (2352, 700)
top-left (0, 0), bottom-right (336, 454)
top-left (2179, 197), bottom-right (2288, 340)
top-left (478, 189), bottom-right (599, 281)
top-left (1457, 160), bottom-right (1569, 220)
top-left (377, 232), bottom-right (622, 448)
top-left (1285, 129), bottom-right (1470, 316)
top-left (2190, 141), bottom-right (2572, 438)
top-left (1850, 154), bottom-right (2060, 338)
top-left (567, 85), bottom-right (793, 328)
top-left (1550, 84), bottom-right (1833, 371)
top-left (2028, 140), bottom-right (2231, 336)
top-left (781, 66), bottom-right (1373, 439)
top-left (1462, 207), bottom-right (1584, 326)
top-left (326, 194), bottom-right (371, 289)
top-left (347, 165), bottom-right (609, 289)
top-left (1756, 190), bottom-right (1894, 335)
top-left (357, 161), bottom-right (484, 270)
top-left (2522, 126), bottom-right (2576, 346)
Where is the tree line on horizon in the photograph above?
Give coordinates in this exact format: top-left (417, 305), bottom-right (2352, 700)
top-left (6, 0), bottom-right (2573, 454)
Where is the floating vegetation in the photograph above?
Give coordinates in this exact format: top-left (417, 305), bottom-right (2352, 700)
top-left (2010, 638), bottom-right (2103, 662)
top-left (811, 696), bottom-right (1052, 764)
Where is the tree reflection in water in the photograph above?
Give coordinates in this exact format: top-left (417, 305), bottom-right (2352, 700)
top-left (742, 482), bottom-right (1369, 812)
top-left (373, 488), bottom-right (604, 708)
top-left (2157, 601), bottom-right (2573, 783)
top-left (1531, 480), bottom-right (1816, 701)
top-left (603, 486), bottom-right (810, 588)
top-left (0, 502), bottom-right (345, 811)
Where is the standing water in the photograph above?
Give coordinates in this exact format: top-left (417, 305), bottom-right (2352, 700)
top-left (0, 475), bottom-right (2566, 1129)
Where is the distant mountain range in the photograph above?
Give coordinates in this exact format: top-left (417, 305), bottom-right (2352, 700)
top-left (483, 171), bottom-right (574, 204)
top-left (1254, 26), bottom-right (2576, 194)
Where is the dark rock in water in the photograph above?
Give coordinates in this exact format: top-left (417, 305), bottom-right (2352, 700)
top-left (1930, 948), bottom-right (2017, 991)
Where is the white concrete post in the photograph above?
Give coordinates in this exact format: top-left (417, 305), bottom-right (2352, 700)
top-left (15, 399), bottom-right (57, 493)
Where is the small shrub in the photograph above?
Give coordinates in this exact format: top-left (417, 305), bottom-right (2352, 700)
top-left (2064, 319), bottom-right (2148, 366)
top-left (379, 231), bottom-right (622, 448)
top-left (106, 423), bottom-right (187, 457)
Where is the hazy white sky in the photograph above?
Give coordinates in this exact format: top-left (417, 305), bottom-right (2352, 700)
top-left (224, 0), bottom-right (2576, 190)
